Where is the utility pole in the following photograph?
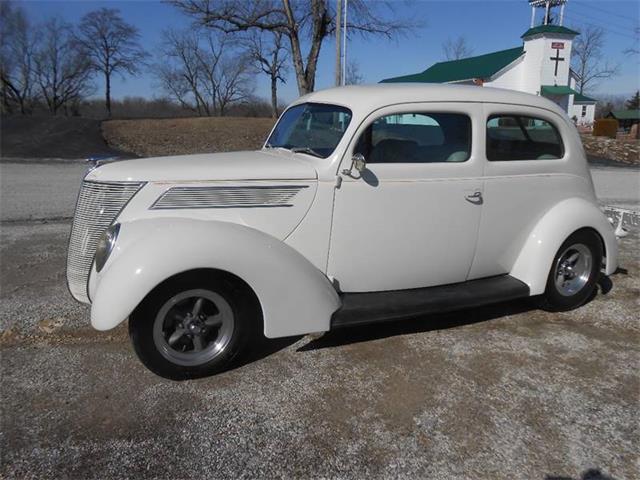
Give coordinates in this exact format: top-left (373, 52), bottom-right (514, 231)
top-left (342, 0), bottom-right (348, 86)
top-left (335, 0), bottom-right (342, 86)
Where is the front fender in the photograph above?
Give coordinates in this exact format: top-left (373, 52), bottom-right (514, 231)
top-left (510, 197), bottom-right (618, 295)
top-left (89, 218), bottom-right (341, 338)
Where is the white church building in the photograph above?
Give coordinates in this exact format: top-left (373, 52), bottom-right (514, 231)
top-left (382, 0), bottom-right (597, 126)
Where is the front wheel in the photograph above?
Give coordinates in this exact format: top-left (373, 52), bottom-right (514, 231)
top-left (129, 274), bottom-right (259, 380)
top-left (540, 229), bottom-right (603, 312)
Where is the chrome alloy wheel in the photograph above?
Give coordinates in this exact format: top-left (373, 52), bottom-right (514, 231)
top-left (152, 289), bottom-right (235, 367)
top-left (554, 243), bottom-right (593, 297)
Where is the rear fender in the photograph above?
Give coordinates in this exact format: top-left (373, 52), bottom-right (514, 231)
top-left (89, 218), bottom-right (341, 338)
top-left (510, 197), bottom-right (618, 295)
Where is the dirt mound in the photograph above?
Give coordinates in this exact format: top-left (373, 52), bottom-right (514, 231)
top-left (1, 115), bottom-right (132, 159)
top-left (103, 116), bottom-right (276, 158)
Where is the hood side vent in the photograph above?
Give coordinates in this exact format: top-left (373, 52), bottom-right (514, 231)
top-left (150, 185), bottom-right (308, 210)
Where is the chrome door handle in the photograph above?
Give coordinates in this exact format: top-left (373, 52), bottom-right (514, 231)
top-left (465, 191), bottom-right (483, 204)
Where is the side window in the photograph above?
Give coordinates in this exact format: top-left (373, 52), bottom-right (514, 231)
top-left (486, 115), bottom-right (564, 161)
top-left (355, 112), bottom-right (471, 163)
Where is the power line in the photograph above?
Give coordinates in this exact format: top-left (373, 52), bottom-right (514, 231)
top-left (577, 0), bottom-right (640, 24)
top-left (563, 14), bottom-right (638, 40)
top-left (569, 7), bottom-right (637, 32)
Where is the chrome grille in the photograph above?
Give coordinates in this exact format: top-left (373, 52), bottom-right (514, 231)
top-left (150, 185), bottom-right (307, 209)
top-left (66, 180), bottom-right (144, 303)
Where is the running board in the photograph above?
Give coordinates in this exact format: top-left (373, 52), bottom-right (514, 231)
top-left (331, 275), bottom-right (530, 329)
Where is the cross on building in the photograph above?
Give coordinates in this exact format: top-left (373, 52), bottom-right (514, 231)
top-left (550, 48), bottom-right (564, 76)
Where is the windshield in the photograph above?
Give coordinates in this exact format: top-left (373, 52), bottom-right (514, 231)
top-left (266, 102), bottom-right (353, 159)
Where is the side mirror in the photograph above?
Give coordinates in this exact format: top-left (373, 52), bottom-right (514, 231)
top-left (341, 153), bottom-right (367, 177)
top-left (352, 153), bottom-right (366, 172)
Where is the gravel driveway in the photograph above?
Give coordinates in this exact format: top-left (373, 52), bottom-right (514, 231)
top-left (1, 160), bottom-right (638, 479)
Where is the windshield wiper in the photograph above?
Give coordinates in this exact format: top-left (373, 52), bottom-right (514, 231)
top-left (290, 147), bottom-right (323, 158)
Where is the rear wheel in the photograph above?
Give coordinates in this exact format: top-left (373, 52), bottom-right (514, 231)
top-left (540, 230), bottom-right (603, 312)
top-left (129, 274), bottom-right (260, 380)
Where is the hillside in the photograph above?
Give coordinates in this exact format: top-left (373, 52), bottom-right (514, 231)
top-left (102, 116), bottom-right (276, 158)
top-left (1, 115), bottom-right (131, 159)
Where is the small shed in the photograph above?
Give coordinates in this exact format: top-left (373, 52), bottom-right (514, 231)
top-left (606, 110), bottom-right (640, 132)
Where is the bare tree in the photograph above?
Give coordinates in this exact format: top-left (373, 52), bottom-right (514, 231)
top-left (246, 31), bottom-right (288, 117)
top-left (594, 93), bottom-right (626, 118)
top-left (34, 18), bottom-right (93, 115)
top-left (75, 8), bottom-right (148, 117)
top-left (170, 0), bottom-right (414, 95)
top-left (154, 29), bottom-right (253, 116)
top-left (345, 60), bottom-right (364, 85)
top-left (624, 27), bottom-right (640, 56)
top-left (0, 2), bottom-right (37, 113)
top-left (215, 54), bottom-right (254, 116)
top-left (571, 25), bottom-right (619, 94)
top-left (442, 36), bottom-right (474, 61)
top-left (154, 63), bottom-right (197, 112)
top-left (156, 29), bottom-right (209, 115)
top-left (195, 32), bottom-right (254, 116)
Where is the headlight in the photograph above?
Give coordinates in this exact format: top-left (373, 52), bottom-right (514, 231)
top-left (94, 223), bottom-right (120, 273)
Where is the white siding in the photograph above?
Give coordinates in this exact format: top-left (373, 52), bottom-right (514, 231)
top-left (485, 57), bottom-right (526, 91)
top-left (569, 103), bottom-right (596, 126)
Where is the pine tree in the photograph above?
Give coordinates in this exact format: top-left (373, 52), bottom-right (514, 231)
top-left (625, 91), bottom-right (640, 110)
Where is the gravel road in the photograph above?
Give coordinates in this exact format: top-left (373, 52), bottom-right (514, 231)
top-left (1, 159), bottom-right (638, 479)
top-left (590, 166), bottom-right (640, 210)
top-left (1, 160), bottom-right (86, 221)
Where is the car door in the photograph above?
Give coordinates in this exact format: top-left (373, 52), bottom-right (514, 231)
top-left (467, 103), bottom-right (577, 279)
top-left (327, 103), bottom-right (484, 293)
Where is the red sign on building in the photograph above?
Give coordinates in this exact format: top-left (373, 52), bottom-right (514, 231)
top-left (551, 42), bottom-right (565, 49)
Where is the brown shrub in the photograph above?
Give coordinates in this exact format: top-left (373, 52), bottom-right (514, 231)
top-left (593, 118), bottom-right (618, 138)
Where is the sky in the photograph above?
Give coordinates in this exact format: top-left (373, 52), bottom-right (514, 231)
top-left (19, 0), bottom-right (640, 105)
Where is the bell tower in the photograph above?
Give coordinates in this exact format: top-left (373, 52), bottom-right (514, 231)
top-left (520, 0), bottom-right (578, 98)
top-left (529, 0), bottom-right (568, 28)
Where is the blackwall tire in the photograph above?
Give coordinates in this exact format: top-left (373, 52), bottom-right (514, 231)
top-left (540, 229), bottom-right (603, 312)
top-left (129, 274), bottom-right (259, 380)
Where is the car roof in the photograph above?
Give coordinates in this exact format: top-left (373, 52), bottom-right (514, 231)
top-left (293, 83), bottom-right (568, 119)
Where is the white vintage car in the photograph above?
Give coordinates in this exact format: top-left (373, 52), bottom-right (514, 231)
top-left (67, 84), bottom-right (618, 379)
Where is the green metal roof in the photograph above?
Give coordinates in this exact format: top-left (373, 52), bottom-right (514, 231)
top-left (541, 85), bottom-right (597, 103)
top-left (521, 25), bottom-right (580, 38)
top-left (541, 85), bottom-right (580, 96)
top-left (609, 110), bottom-right (640, 120)
top-left (380, 46), bottom-right (524, 84)
top-left (573, 92), bottom-right (597, 103)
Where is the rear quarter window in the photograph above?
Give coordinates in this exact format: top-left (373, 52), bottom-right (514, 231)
top-left (486, 115), bottom-right (564, 161)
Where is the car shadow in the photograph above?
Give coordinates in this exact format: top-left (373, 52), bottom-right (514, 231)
top-left (228, 334), bottom-right (303, 371)
top-left (597, 273), bottom-right (614, 294)
top-left (545, 468), bottom-right (618, 480)
top-left (221, 298), bottom-right (535, 374)
top-left (298, 274), bottom-right (615, 352)
top-left (228, 274), bottom-right (616, 368)
top-left (298, 297), bottom-right (537, 352)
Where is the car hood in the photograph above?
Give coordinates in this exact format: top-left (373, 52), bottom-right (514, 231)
top-left (85, 150), bottom-right (317, 183)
